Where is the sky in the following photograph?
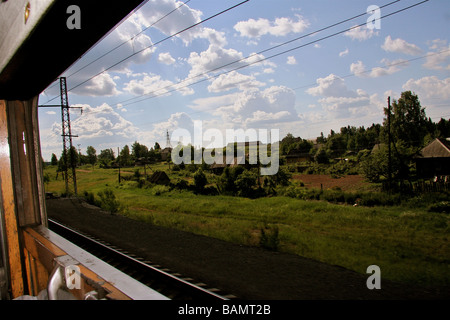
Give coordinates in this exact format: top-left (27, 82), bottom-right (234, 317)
top-left (38, 0), bottom-right (450, 161)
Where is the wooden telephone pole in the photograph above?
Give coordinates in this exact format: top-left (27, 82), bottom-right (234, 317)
top-left (387, 96), bottom-right (392, 191)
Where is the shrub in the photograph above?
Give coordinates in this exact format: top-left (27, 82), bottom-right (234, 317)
top-left (322, 190), bottom-right (345, 203)
top-left (428, 201), bottom-right (450, 214)
top-left (97, 189), bottom-right (121, 214)
top-left (235, 170), bottom-right (258, 197)
top-left (314, 148), bottom-right (329, 164)
top-left (193, 169), bottom-right (208, 193)
top-left (259, 225), bottom-right (280, 251)
top-left (150, 185), bottom-right (170, 196)
top-left (83, 191), bottom-right (99, 207)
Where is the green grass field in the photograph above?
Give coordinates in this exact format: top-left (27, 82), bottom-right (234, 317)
top-left (43, 164), bottom-right (450, 287)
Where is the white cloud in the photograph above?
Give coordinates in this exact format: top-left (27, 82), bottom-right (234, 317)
top-left (45, 103), bottom-right (142, 157)
top-left (381, 36), bottom-right (422, 55)
top-left (137, 0), bottom-right (201, 44)
top-left (70, 104), bottom-right (139, 140)
top-left (186, 45), bottom-right (276, 82)
top-left (263, 68), bottom-right (275, 74)
top-left (217, 86), bottom-right (298, 128)
top-left (136, 0), bottom-right (227, 46)
top-left (402, 76), bottom-right (450, 100)
top-left (124, 73), bottom-right (194, 97)
top-left (234, 14), bottom-right (309, 39)
top-left (207, 71), bottom-right (265, 93)
top-left (339, 48), bottom-right (349, 57)
top-left (344, 25), bottom-right (378, 41)
top-left (190, 86), bottom-right (298, 129)
top-left (187, 45), bottom-right (244, 77)
top-left (189, 93), bottom-right (239, 112)
top-left (151, 112), bottom-right (196, 147)
top-left (158, 52), bottom-right (176, 65)
top-left (72, 73), bottom-right (121, 97)
top-left (306, 74), bottom-right (357, 98)
top-left (350, 59), bottom-right (408, 78)
top-left (287, 56), bottom-right (297, 65)
top-left (306, 74), bottom-right (383, 119)
top-left (423, 39), bottom-right (450, 70)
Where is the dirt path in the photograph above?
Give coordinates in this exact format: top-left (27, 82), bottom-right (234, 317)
top-left (46, 197), bottom-right (449, 300)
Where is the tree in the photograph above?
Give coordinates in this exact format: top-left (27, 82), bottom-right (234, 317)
top-left (317, 132), bottom-right (326, 144)
top-left (383, 91), bottom-right (427, 149)
top-left (436, 118), bottom-right (450, 138)
top-left (314, 148), bottom-right (329, 164)
top-left (280, 133), bottom-right (298, 155)
top-left (234, 169), bottom-right (258, 197)
top-left (51, 153), bottom-right (58, 166)
top-left (98, 149), bottom-right (115, 168)
top-left (360, 141), bottom-right (413, 183)
top-left (86, 146), bottom-right (97, 169)
top-left (68, 146), bottom-right (78, 169)
top-left (119, 145), bottom-right (132, 167)
top-left (193, 169), bottom-right (208, 193)
top-left (132, 141), bottom-right (149, 160)
top-left (154, 142), bottom-right (161, 150)
top-left (326, 134), bottom-right (346, 157)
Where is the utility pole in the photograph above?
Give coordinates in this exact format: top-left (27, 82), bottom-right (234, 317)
top-left (387, 96), bottom-right (392, 192)
top-left (60, 77), bottom-right (78, 196)
top-left (38, 78), bottom-right (81, 196)
top-left (118, 147), bottom-right (121, 183)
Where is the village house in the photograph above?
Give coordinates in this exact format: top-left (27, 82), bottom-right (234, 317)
top-left (210, 155), bottom-right (248, 174)
top-left (160, 147), bottom-right (172, 161)
top-left (285, 151), bottom-right (311, 164)
top-left (415, 138), bottom-right (450, 179)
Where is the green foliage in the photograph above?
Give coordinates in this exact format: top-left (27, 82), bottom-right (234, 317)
top-left (383, 91), bottom-right (428, 149)
top-left (86, 146), bottom-right (97, 168)
top-left (97, 189), bottom-right (121, 214)
top-left (83, 191), bottom-right (98, 206)
top-left (259, 224), bottom-right (280, 251)
top-left (234, 169), bottom-right (258, 197)
top-left (98, 149), bottom-right (115, 168)
top-left (119, 145), bottom-right (132, 167)
top-left (51, 153), bottom-right (58, 166)
top-left (314, 148), bottom-right (329, 164)
top-left (193, 169), bottom-right (208, 193)
top-left (132, 141), bottom-right (149, 159)
top-left (428, 201), bottom-right (450, 214)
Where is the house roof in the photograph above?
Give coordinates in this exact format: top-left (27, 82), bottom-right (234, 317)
top-left (210, 155), bottom-right (246, 168)
top-left (418, 138), bottom-right (450, 158)
top-left (148, 171), bottom-right (170, 184)
top-left (161, 147), bottom-right (172, 153)
top-left (371, 143), bottom-right (386, 153)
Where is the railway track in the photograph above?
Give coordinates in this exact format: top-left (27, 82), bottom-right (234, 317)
top-left (48, 219), bottom-right (234, 300)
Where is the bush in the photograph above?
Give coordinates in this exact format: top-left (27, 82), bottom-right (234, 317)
top-left (322, 190), bottom-right (345, 203)
top-left (97, 189), bottom-right (121, 214)
top-left (428, 201), bottom-right (450, 213)
top-left (193, 169), bottom-right (207, 193)
top-left (83, 191), bottom-right (99, 207)
top-left (150, 185), bottom-right (170, 196)
top-left (314, 148), bottom-right (329, 164)
top-left (235, 170), bottom-right (258, 197)
top-left (259, 225), bottom-right (280, 251)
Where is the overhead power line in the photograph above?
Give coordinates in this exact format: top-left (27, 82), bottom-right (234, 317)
top-left (133, 47), bottom-right (449, 129)
top-left (44, 0), bottom-right (193, 94)
top-left (118, 0), bottom-right (430, 107)
top-left (116, 0), bottom-right (402, 107)
top-left (41, 0), bottom-right (249, 105)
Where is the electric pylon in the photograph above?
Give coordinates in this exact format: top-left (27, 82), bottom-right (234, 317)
top-left (59, 77), bottom-right (78, 196)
